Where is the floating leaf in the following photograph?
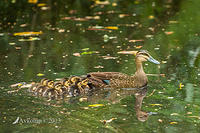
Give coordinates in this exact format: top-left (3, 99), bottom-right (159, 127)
top-left (73, 53), bottom-right (81, 57)
top-left (28, 0), bottom-right (38, 4)
top-left (187, 116), bottom-right (200, 119)
top-left (105, 26), bottom-right (118, 30)
top-left (9, 42), bottom-right (16, 45)
top-left (81, 51), bottom-right (99, 55)
top-left (148, 15), bottom-right (155, 19)
top-left (101, 118), bottom-right (117, 124)
top-left (101, 56), bottom-right (118, 60)
top-left (13, 31), bottom-right (43, 36)
top-left (170, 122), bottom-right (178, 124)
top-left (18, 37), bottom-right (40, 42)
top-left (118, 51), bottom-right (138, 55)
top-left (82, 48), bottom-right (90, 51)
top-left (179, 83), bottom-right (184, 90)
top-left (10, 82), bottom-right (26, 88)
top-left (134, 45), bottom-right (143, 49)
top-left (95, 0), bottom-right (110, 5)
top-left (149, 104), bottom-right (163, 106)
top-left (119, 14), bottom-right (129, 18)
top-left (170, 113), bottom-right (179, 116)
top-left (169, 21), bottom-right (178, 24)
top-left (37, 73), bottom-right (44, 76)
top-left (129, 40), bottom-right (144, 43)
top-left (158, 119), bottom-right (163, 123)
top-left (79, 98), bottom-right (87, 102)
top-left (88, 104), bottom-right (104, 107)
top-left (94, 65), bottom-right (104, 69)
top-left (165, 31), bottom-right (174, 35)
top-left (37, 3), bottom-right (46, 7)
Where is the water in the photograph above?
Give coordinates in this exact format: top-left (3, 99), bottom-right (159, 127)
top-left (0, 0), bottom-right (200, 132)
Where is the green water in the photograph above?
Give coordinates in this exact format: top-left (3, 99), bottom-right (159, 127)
top-left (0, 0), bottom-right (200, 132)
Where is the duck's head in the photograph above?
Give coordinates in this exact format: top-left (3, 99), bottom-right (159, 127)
top-left (135, 50), bottom-right (160, 64)
top-left (54, 82), bottom-right (62, 91)
top-left (120, 50), bottom-right (160, 64)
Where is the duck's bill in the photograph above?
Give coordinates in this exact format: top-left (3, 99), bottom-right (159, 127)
top-left (148, 56), bottom-right (160, 64)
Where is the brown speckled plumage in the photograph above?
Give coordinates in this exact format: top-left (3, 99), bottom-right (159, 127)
top-left (87, 50), bottom-right (159, 89)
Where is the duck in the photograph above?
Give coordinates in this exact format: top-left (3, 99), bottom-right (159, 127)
top-left (87, 50), bottom-right (160, 89)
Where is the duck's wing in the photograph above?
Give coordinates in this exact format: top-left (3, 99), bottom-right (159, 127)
top-left (88, 72), bottom-right (129, 80)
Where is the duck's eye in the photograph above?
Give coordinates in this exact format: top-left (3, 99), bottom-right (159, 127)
top-left (140, 52), bottom-right (149, 57)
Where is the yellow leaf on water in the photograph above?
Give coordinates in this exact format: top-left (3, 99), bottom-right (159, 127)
top-left (37, 3), bottom-right (46, 7)
top-left (149, 104), bottom-right (163, 106)
top-left (105, 26), bottom-right (118, 30)
top-left (13, 31), bottom-right (43, 36)
top-left (179, 83), bottom-right (184, 90)
top-left (28, 0), bottom-right (38, 4)
top-left (37, 73), bottom-right (44, 77)
top-left (88, 104), bottom-right (104, 107)
top-left (148, 15), bottom-right (155, 19)
top-left (95, 0), bottom-right (110, 5)
top-left (170, 122), bottom-right (178, 124)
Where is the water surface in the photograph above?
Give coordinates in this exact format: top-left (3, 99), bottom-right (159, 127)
top-left (0, 0), bottom-right (200, 132)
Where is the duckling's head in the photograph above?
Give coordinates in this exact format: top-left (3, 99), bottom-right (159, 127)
top-left (41, 78), bottom-right (48, 85)
top-left (136, 50), bottom-right (160, 64)
top-left (54, 82), bottom-right (62, 91)
top-left (70, 76), bottom-right (81, 84)
top-left (64, 80), bottom-right (70, 87)
top-left (81, 79), bottom-right (89, 86)
top-left (47, 80), bottom-right (54, 88)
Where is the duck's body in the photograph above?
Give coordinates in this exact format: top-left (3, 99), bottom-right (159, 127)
top-left (87, 50), bottom-right (159, 89)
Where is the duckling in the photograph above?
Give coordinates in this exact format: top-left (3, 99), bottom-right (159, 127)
top-left (28, 78), bottom-right (48, 93)
top-left (77, 78), bottom-right (91, 94)
top-left (43, 82), bottom-right (63, 100)
top-left (34, 79), bottom-right (54, 96)
top-left (58, 78), bottom-right (71, 96)
top-left (67, 76), bottom-right (82, 97)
